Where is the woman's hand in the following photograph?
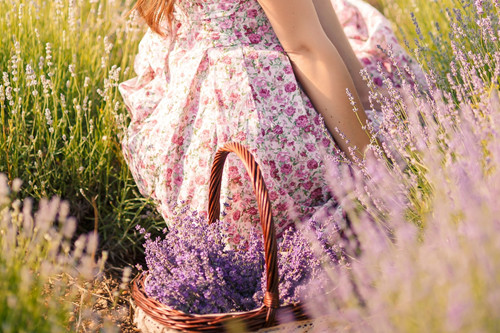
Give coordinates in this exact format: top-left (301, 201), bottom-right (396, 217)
top-left (257, 0), bottom-right (372, 161)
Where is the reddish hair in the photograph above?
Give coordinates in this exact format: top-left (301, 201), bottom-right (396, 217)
top-left (130, 0), bottom-right (176, 35)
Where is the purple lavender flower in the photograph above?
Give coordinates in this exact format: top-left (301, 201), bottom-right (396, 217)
top-left (142, 205), bottom-right (342, 314)
top-left (142, 207), bottom-right (265, 314)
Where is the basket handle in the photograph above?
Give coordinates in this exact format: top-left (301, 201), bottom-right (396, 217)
top-left (208, 142), bottom-right (279, 326)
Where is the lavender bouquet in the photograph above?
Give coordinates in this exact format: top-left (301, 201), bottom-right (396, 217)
top-left (139, 204), bottom-right (337, 315)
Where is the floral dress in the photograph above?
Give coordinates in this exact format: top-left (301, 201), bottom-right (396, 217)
top-left (119, 0), bottom-right (423, 242)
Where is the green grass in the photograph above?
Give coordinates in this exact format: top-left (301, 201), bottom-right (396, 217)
top-left (0, 0), bottom-right (163, 264)
top-left (380, 0), bottom-right (499, 94)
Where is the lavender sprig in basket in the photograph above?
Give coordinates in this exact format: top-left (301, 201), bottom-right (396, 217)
top-left (138, 208), bottom-right (265, 315)
top-left (132, 142), bottom-right (333, 332)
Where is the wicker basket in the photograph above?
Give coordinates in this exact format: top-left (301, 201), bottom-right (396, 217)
top-left (131, 142), bottom-right (310, 332)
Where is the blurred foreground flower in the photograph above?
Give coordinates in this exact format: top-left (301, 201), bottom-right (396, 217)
top-left (0, 174), bottom-right (105, 332)
top-left (300, 0), bottom-right (500, 329)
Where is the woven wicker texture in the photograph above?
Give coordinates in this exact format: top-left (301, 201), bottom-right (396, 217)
top-left (133, 304), bottom-right (318, 333)
top-left (131, 142), bottom-right (309, 332)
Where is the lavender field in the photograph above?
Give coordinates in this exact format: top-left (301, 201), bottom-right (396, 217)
top-left (0, 0), bottom-right (499, 331)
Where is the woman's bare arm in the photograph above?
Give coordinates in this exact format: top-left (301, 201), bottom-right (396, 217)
top-left (257, 0), bottom-right (371, 160)
top-left (312, 0), bottom-right (372, 109)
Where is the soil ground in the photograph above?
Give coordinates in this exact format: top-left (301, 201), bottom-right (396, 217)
top-left (74, 267), bottom-right (139, 332)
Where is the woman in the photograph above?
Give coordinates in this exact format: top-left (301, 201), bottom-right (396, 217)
top-left (119, 0), bottom-right (417, 242)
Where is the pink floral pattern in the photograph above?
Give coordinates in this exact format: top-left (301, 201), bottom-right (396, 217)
top-left (120, 0), bottom-right (422, 240)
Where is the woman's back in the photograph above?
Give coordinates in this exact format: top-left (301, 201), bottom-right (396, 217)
top-left (173, 0), bottom-right (247, 22)
top-left (164, 0), bottom-right (284, 55)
